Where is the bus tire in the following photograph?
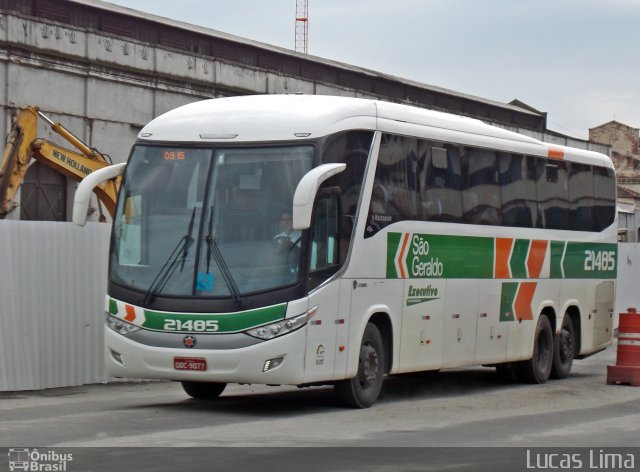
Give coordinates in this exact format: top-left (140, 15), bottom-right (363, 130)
top-left (334, 323), bottom-right (385, 408)
top-left (181, 381), bottom-right (227, 399)
top-left (518, 315), bottom-right (553, 384)
top-left (551, 314), bottom-right (575, 379)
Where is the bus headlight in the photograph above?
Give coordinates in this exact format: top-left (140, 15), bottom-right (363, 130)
top-left (246, 311), bottom-right (310, 340)
top-left (105, 313), bottom-right (141, 335)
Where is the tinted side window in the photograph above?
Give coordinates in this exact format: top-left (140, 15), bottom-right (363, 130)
top-left (568, 163), bottom-right (595, 231)
top-left (462, 148), bottom-right (502, 225)
top-left (360, 132), bottom-right (615, 234)
top-left (498, 153), bottom-right (536, 227)
top-left (593, 166), bottom-right (616, 231)
top-left (321, 130), bottom-right (374, 259)
top-left (365, 134), bottom-right (416, 237)
top-left (537, 160), bottom-right (569, 230)
top-left (422, 143), bottom-right (463, 223)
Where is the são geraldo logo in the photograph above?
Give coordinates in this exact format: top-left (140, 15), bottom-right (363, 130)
top-left (8, 448), bottom-right (73, 471)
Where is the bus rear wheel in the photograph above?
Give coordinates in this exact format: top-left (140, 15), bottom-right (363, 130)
top-left (518, 315), bottom-right (553, 384)
top-left (551, 315), bottom-right (575, 379)
top-left (334, 323), bottom-right (385, 408)
top-left (181, 381), bottom-right (227, 399)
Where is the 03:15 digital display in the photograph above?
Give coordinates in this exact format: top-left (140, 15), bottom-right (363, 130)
top-left (163, 150), bottom-right (186, 161)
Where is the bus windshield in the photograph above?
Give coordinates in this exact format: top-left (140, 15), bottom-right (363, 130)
top-left (110, 144), bottom-right (314, 299)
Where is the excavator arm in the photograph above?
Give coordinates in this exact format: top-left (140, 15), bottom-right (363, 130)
top-left (0, 106), bottom-right (120, 219)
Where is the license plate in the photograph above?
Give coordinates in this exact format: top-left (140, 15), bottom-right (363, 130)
top-left (174, 357), bottom-right (207, 371)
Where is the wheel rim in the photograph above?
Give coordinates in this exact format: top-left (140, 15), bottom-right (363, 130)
top-left (358, 342), bottom-right (380, 389)
top-left (559, 327), bottom-right (574, 362)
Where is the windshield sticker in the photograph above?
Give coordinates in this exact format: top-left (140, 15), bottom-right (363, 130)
top-left (196, 272), bottom-right (214, 292)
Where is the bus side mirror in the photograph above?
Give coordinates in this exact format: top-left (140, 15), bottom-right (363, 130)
top-left (73, 163), bottom-right (126, 226)
top-left (292, 163), bottom-right (346, 230)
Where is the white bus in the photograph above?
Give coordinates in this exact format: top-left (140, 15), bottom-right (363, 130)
top-left (75, 95), bottom-right (617, 408)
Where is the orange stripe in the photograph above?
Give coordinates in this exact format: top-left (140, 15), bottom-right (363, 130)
top-left (397, 233), bottom-right (410, 279)
top-left (124, 304), bottom-right (136, 323)
top-left (514, 282), bottom-right (536, 321)
top-left (527, 240), bottom-right (548, 278)
top-left (547, 148), bottom-right (565, 160)
top-left (495, 238), bottom-right (513, 278)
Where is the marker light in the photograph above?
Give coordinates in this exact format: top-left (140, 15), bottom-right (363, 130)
top-left (110, 349), bottom-right (126, 366)
top-left (199, 133), bottom-right (238, 140)
top-left (246, 310), bottom-right (312, 340)
top-left (263, 356), bottom-right (284, 372)
top-left (105, 313), bottom-right (141, 336)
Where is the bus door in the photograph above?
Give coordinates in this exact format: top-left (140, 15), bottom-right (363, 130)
top-left (303, 191), bottom-right (345, 383)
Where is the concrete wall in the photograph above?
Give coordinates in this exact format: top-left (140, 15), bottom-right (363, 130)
top-left (0, 11), bottom-right (611, 221)
top-left (0, 12), bottom-right (388, 222)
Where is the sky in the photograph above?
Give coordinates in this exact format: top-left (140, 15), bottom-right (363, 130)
top-left (106, 0), bottom-right (639, 140)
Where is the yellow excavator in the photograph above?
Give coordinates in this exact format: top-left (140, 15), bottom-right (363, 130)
top-left (0, 106), bottom-right (120, 221)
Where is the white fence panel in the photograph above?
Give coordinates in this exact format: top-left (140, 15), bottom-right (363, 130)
top-left (0, 221), bottom-right (110, 391)
top-left (615, 243), bottom-right (640, 328)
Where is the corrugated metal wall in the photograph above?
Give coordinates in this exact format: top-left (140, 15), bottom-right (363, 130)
top-left (0, 221), bottom-right (110, 391)
top-left (615, 243), bottom-right (640, 326)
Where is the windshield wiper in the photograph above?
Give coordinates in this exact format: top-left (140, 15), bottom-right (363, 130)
top-left (204, 207), bottom-right (244, 308)
top-left (141, 207), bottom-right (196, 306)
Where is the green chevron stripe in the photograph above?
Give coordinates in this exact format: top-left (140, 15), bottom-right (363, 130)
top-left (500, 283), bottom-right (518, 322)
top-left (550, 241), bottom-right (566, 278)
top-left (509, 239), bottom-right (530, 279)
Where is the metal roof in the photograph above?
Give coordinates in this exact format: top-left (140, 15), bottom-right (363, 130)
top-left (62, 0), bottom-right (540, 120)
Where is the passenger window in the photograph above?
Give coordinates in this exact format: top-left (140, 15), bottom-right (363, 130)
top-left (322, 130), bottom-right (373, 252)
top-left (463, 148), bottom-right (502, 225)
top-left (423, 143), bottom-right (463, 223)
top-left (568, 163), bottom-right (594, 231)
top-left (499, 153), bottom-right (534, 227)
top-left (593, 166), bottom-right (616, 231)
top-left (537, 160), bottom-right (569, 229)
top-left (365, 134), bottom-right (416, 237)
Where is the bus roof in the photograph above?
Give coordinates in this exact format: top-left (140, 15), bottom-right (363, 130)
top-left (138, 95), bottom-right (613, 169)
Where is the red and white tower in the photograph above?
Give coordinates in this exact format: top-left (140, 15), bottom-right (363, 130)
top-left (295, 0), bottom-right (309, 54)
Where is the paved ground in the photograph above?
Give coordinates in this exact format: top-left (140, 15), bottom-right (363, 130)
top-left (1, 344), bottom-right (639, 470)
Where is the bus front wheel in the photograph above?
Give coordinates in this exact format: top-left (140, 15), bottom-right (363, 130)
top-left (334, 323), bottom-right (385, 408)
top-left (518, 315), bottom-right (553, 384)
top-left (181, 381), bottom-right (227, 399)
